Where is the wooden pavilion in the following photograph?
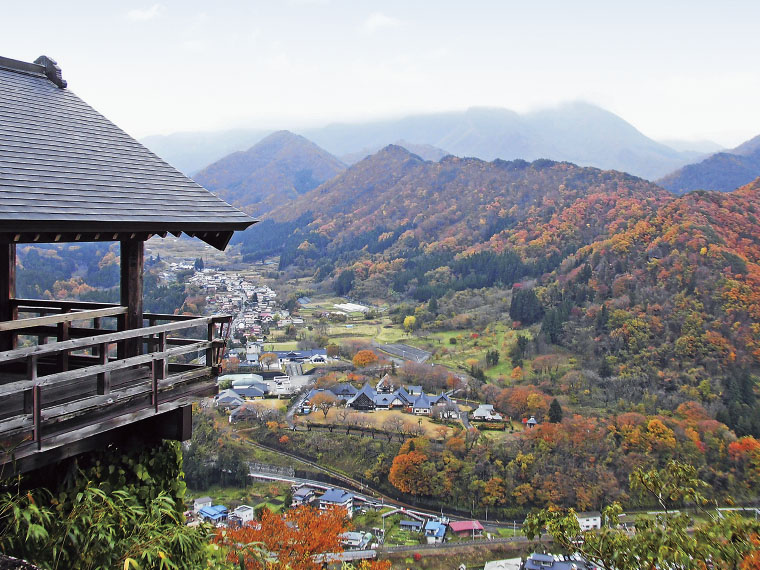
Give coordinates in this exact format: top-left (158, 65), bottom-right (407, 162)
top-left (0, 55), bottom-right (255, 473)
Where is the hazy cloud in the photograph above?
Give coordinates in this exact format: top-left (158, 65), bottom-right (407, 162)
top-left (362, 12), bottom-right (404, 34)
top-left (127, 4), bottom-right (165, 21)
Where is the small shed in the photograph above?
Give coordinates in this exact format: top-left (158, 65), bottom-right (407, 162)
top-left (400, 520), bottom-right (423, 532)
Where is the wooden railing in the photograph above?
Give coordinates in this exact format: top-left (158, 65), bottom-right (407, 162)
top-left (0, 301), bottom-right (231, 465)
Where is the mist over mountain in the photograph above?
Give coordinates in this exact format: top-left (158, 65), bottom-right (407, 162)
top-left (141, 128), bottom-right (272, 176)
top-left (658, 138), bottom-right (724, 154)
top-left (658, 134), bottom-right (760, 193)
top-left (192, 131), bottom-right (345, 215)
top-left (141, 103), bottom-right (698, 180)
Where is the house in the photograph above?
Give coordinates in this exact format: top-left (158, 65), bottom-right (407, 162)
top-left (576, 511), bottom-right (602, 531)
top-left (291, 486), bottom-right (317, 507)
top-left (471, 404), bottom-right (504, 421)
top-left (215, 389), bottom-right (244, 410)
top-left (483, 559), bottom-right (522, 570)
top-left (373, 393), bottom-right (404, 410)
top-left (340, 531), bottom-right (372, 549)
top-left (0, 54), bottom-right (253, 474)
top-left (412, 394), bottom-right (432, 416)
top-left (376, 374), bottom-right (396, 393)
top-left (449, 520), bottom-right (484, 538)
top-left (235, 385), bottom-right (266, 400)
top-left (198, 505), bottom-right (229, 524)
top-left (400, 520), bottom-right (423, 532)
top-left (523, 553), bottom-right (593, 570)
top-left (394, 387), bottom-right (414, 408)
top-left (347, 384), bottom-right (377, 411)
top-left (424, 520), bottom-right (447, 544)
top-left (318, 488), bottom-right (354, 518)
top-left (432, 393), bottom-right (460, 418)
top-left (526, 415), bottom-right (538, 428)
top-left (406, 385), bottom-right (423, 397)
top-left (230, 505), bottom-right (255, 525)
top-left (193, 496), bottom-right (213, 513)
top-left (229, 404), bottom-right (261, 423)
top-left (330, 383), bottom-right (359, 399)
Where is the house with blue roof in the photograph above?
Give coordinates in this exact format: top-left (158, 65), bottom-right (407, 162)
top-left (214, 389), bottom-right (244, 410)
top-left (331, 383), bottom-right (359, 399)
top-left (347, 384), bottom-right (377, 411)
top-left (432, 393), bottom-right (460, 418)
top-left (424, 520), bottom-right (447, 544)
top-left (394, 387), bottom-right (414, 407)
top-left (413, 394), bottom-right (433, 416)
top-left (198, 504), bottom-right (228, 524)
top-left (235, 385), bottom-right (266, 399)
top-left (318, 488), bottom-right (354, 518)
top-left (373, 393), bottom-right (405, 410)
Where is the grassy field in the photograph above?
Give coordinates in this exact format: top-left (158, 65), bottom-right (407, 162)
top-left (187, 480), bottom-right (291, 513)
top-left (305, 407), bottom-right (458, 439)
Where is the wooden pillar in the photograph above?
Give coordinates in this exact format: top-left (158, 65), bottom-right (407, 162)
top-left (119, 239), bottom-right (144, 358)
top-left (0, 244), bottom-right (16, 351)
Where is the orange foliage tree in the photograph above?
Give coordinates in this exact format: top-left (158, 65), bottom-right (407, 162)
top-left (214, 505), bottom-right (346, 570)
top-left (353, 349), bottom-right (379, 368)
top-left (389, 450), bottom-right (429, 495)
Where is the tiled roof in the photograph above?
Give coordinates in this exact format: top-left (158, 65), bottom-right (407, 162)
top-left (0, 55), bottom-right (254, 249)
top-left (319, 488), bottom-right (353, 503)
top-left (449, 520), bottom-right (484, 532)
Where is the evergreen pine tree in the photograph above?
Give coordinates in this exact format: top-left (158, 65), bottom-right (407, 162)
top-left (548, 398), bottom-right (563, 423)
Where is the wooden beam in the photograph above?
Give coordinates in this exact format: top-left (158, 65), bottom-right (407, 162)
top-left (0, 306), bottom-right (127, 332)
top-left (0, 315), bottom-right (221, 364)
top-left (0, 244), bottom-right (16, 351)
top-left (120, 239), bottom-right (144, 358)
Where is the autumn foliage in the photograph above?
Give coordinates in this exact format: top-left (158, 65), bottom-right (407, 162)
top-left (352, 349), bottom-right (379, 368)
top-left (213, 505), bottom-right (346, 570)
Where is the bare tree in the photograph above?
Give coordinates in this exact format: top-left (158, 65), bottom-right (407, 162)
top-left (382, 416), bottom-right (404, 442)
top-left (310, 392), bottom-right (338, 419)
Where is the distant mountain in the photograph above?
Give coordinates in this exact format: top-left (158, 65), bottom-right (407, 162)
top-left (301, 103), bottom-right (696, 180)
top-left (141, 103), bottom-right (697, 180)
top-left (192, 131), bottom-right (346, 215)
top-left (141, 129), bottom-right (271, 175)
top-left (657, 134), bottom-right (760, 193)
top-left (340, 140), bottom-right (449, 165)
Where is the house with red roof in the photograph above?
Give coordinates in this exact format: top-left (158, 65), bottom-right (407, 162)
top-left (448, 520), bottom-right (484, 538)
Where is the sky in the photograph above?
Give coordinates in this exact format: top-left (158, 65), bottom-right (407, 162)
top-left (3, 0), bottom-right (760, 147)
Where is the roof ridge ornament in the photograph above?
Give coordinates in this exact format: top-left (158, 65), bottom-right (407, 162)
top-left (33, 55), bottom-right (67, 89)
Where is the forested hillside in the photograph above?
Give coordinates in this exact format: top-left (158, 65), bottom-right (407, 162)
top-left (658, 134), bottom-right (760, 193)
top-left (236, 147), bottom-right (760, 435)
top-left (194, 130), bottom-right (346, 215)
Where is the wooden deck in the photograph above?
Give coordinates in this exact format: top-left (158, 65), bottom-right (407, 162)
top-left (0, 299), bottom-right (230, 472)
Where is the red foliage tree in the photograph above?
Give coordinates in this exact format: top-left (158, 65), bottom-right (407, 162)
top-left (214, 505), bottom-right (347, 570)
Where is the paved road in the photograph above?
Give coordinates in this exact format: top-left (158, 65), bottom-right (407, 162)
top-left (285, 392), bottom-right (308, 429)
top-left (378, 343), bottom-right (431, 363)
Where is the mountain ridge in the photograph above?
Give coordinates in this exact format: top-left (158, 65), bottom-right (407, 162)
top-left (657, 133), bottom-right (760, 193)
top-left (141, 103), bottom-right (700, 180)
top-left (192, 130), bottom-right (346, 215)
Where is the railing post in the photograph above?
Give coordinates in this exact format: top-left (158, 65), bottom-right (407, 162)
top-left (152, 332), bottom-right (166, 412)
top-left (57, 317), bottom-right (70, 371)
top-left (96, 343), bottom-right (110, 395)
top-left (206, 323), bottom-right (215, 369)
top-left (92, 317), bottom-right (101, 358)
top-left (33, 385), bottom-right (42, 450)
